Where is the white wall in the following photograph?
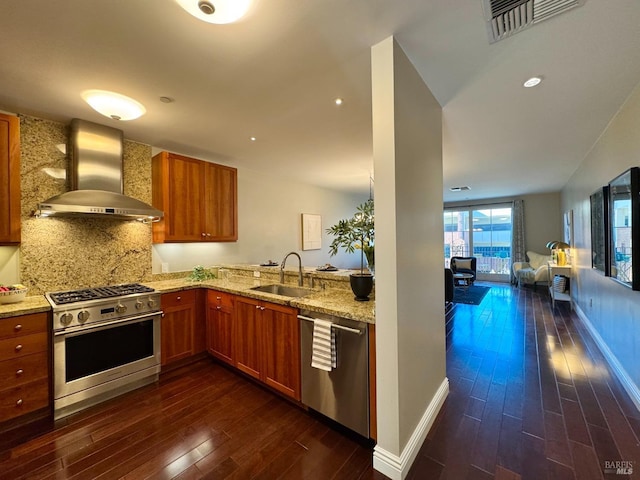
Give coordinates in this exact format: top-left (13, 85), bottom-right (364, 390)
top-left (0, 246), bottom-right (19, 285)
top-left (153, 163), bottom-right (368, 272)
top-left (563, 80), bottom-right (640, 397)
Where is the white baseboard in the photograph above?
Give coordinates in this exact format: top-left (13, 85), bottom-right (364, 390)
top-left (373, 377), bottom-right (449, 480)
top-left (574, 304), bottom-right (640, 412)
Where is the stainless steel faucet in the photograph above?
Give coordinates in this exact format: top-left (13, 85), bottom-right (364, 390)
top-left (280, 252), bottom-right (303, 286)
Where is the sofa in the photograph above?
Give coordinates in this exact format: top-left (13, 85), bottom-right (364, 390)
top-left (445, 268), bottom-right (454, 305)
top-left (513, 250), bottom-right (551, 288)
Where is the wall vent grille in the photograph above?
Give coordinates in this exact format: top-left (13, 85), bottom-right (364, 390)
top-left (482, 0), bottom-right (581, 43)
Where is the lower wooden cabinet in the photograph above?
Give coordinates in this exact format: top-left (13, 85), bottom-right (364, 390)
top-left (0, 312), bottom-right (50, 425)
top-left (163, 288), bottom-right (301, 401)
top-left (161, 290), bottom-right (197, 366)
top-left (234, 296), bottom-right (300, 400)
top-left (206, 290), bottom-right (235, 365)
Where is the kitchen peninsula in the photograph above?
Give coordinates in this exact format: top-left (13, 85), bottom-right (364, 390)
top-left (0, 264), bottom-right (377, 445)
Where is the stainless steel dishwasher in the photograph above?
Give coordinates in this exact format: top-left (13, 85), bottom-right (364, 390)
top-left (299, 310), bottom-right (369, 437)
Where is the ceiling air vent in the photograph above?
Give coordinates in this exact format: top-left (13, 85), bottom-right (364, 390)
top-left (450, 186), bottom-right (471, 192)
top-left (482, 0), bottom-right (582, 43)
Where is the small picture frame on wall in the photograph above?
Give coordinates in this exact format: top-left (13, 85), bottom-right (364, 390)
top-left (590, 186), bottom-right (609, 274)
top-left (564, 209), bottom-right (573, 247)
top-left (301, 213), bottom-right (322, 251)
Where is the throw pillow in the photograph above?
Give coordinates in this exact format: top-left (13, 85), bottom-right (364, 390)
top-left (527, 251), bottom-right (550, 270)
top-left (455, 259), bottom-right (472, 270)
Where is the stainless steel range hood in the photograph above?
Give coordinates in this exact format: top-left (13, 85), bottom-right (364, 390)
top-left (35, 119), bottom-right (163, 222)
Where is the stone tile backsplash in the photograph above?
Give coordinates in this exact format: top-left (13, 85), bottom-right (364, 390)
top-left (18, 115), bottom-right (154, 295)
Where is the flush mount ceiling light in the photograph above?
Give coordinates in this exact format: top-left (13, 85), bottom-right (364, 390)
top-left (176, 0), bottom-right (252, 24)
top-left (335, 98), bottom-right (344, 106)
top-left (81, 90), bottom-right (146, 121)
top-left (523, 76), bottom-right (542, 88)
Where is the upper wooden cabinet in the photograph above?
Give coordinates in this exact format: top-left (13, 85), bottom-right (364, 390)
top-left (0, 113), bottom-right (21, 245)
top-left (152, 151), bottom-right (237, 243)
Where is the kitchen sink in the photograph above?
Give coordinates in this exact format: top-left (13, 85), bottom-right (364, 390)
top-left (250, 284), bottom-right (312, 298)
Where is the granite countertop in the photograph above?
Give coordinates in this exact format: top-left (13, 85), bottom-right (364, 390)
top-left (0, 277), bottom-right (375, 324)
top-left (0, 295), bottom-right (51, 319)
top-left (142, 277), bottom-right (375, 324)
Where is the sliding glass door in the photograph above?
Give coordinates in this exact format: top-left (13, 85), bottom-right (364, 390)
top-left (444, 205), bottom-right (513, 282)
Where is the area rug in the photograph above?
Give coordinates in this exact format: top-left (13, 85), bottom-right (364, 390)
top-left (453, 285), bottom-right (491, 305)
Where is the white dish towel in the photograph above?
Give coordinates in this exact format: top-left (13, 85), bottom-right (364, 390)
top-left (311, 319), bottom-right (336, 371)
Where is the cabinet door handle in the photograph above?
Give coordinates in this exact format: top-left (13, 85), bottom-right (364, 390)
top-left (16, 399), bottom-right (23, 407)
top-left (216, 296), bottom-right (221, 300)
top-left (260, 306), bottom-right (265, 311)
top-left (16, 369), bottom-right (24, 376)
top-left (255, 305), bottom-right (260, 309)
top-left (15, 344), bottom-right (23, 352)
top-left (201, 233), bottom-right (206, 237)
top-left (177, 296), bottom-right (181, 301)
top-left (14, 324), bottom-right (22, 332)
top-left (216, 306), bottom-right (221, 310)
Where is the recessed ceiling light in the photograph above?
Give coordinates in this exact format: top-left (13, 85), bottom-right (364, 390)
top-left (250, 136), bottom-right (256, 141)
top-left (176, 0), bottom-right (252, 24)
top-left (523, 76), bottom-right (542, 88)
top-left (335, 98), bottom-right (343, 106)
top-left (81, 90), bottom-right (146, 121)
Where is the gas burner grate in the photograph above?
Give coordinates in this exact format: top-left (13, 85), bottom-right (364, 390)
top-left (48, 283), bottom-right (155, 305)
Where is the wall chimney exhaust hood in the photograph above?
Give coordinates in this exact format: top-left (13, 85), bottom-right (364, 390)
top-left (35, 119), bottom-right (163, 222)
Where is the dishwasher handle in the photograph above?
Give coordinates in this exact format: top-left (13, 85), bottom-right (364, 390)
top-left (297, 315), bottom-right (364, 336)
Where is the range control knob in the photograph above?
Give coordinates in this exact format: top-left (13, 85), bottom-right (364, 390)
top-left (77, 310), bottom-right (90, 323)
top-left (60, 312), bottom-right (73, 326)
top-left (116, 304), bottom-right (127, 314)
top-left (135, 300), bottom-right (144, 310)
top-left (148, 298), bottom-right (157, 309)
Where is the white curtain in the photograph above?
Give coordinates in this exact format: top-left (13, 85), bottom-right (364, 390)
top-left (511, 199), bottom-right (526, 284)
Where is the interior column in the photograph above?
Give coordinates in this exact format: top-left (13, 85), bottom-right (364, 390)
top-left (371, 36), bottom-right (448, 479)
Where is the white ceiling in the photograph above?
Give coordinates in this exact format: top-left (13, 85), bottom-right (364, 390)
top-left (1, 0), bottom-right (639, 202)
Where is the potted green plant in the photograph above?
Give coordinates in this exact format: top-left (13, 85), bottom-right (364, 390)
top-left (327, 198), bottom-right (374, 301)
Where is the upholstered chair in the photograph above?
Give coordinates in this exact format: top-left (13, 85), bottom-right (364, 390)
top-left (450, 257), bottom-right (477, 283)
top-left (512, 250), bottom-right (552, 288)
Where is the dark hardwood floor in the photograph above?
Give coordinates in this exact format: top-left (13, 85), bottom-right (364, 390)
top-left (409, 282), bottom-right (640, 480)
top-left (1, 283), bottom-right (639, 479)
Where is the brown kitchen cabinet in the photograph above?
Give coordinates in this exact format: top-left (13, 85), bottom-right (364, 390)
top-left (160, 290), bottom-right (197, 366)
top-left (234, 296), bottom-right (300, 400)
top-left (0, 312), bottom-right (49, 425)
top-left (206, 290), bottom-right (235, 365)
top-left (0, 113), bottom-right (21, 245)
top-left (152, 151), bottom-right (237, 243)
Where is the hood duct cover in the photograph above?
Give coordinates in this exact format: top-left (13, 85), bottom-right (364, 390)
top-left (482, 0), bottom-right (582, 43)
top-left (35, 119), bottom-right (163, 222)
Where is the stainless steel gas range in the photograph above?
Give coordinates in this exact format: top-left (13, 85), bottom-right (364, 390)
top-left (46, 283), bottom-right (162, 420)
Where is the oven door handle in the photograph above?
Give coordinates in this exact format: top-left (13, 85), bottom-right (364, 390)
top-left (54, 311), bottom-right (162, 337)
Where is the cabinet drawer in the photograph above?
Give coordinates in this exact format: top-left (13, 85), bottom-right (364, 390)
top-left (0, 332), bottom-right (48, 359)
top-left (0, 378), bottom-right (49, 423)
top-left (0, 313), bottom-right (48, 339)
top-left (161, 290), bottom-right (196, 308)
top-left (207, 290), bottom-right (233, 308)
top-left (0, 352), bottom-right (48, 388)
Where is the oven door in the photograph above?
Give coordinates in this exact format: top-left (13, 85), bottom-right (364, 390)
top-left (54, 312), bottom-right (161, 413)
